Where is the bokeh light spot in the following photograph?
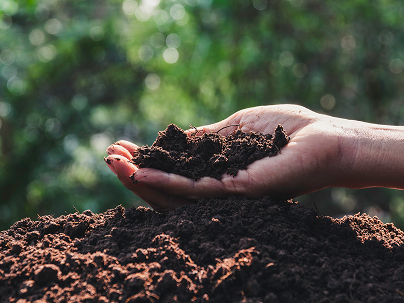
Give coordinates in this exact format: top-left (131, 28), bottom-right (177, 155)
top-left (200, 80), bottom-right (214, 97)
top-left (153, 10), bottom-right (173, 27)
top-left (253, 0), bottom-right (268, 10)
top-left (279, 51), bottom-right (294, 66)
top-left (163, 48), bottom-right (179, 63)
top-left (311, 76), bottom-right (324, 92)
top-left (2, 65), bottom-right (17, 80)
top-left (150, 32), bottom-right (165, 48)
top-left (45, 18), bottom-right (62, 35)
top-left (71, 94), bottom-right (88, 111)
top-left (29, 29), bottom-right (45, 46)
top-left (123, 0), bottom-right (138, 15)
top-left (90, 26), bottom-right (105, 41)
top-left (144, 0), bottom-right (161, 7)
top-left (0, 101), bottom-right (12, 117)
top-left (135, 6), bottom-right (152, 22)
top-left (341, 35), bottom-right (356, 51)
top-left (38, 46), bottom-right (55, 62)
top-left (45, 118), bottom-right (60, 133)
top-left (91, 133), bottom-right (113, 154)
top-left (166, 33), bottom-right (181, 48)
top-left (379, 30), bottom-right (394, 45)
top-left (389, 59), bottom-right (404, 74)
top-left (170, 4), bottom-right (185, 20)
top-left (320, 94), bottom-right (336, 110)
top-left (63, 134), bottom-right (79, 155)
top-left (201, 11), bottom-right (215, 24)
top-left (332, 188), bottom-right (357, 213)
top-left (0, 14), bottom-right (12, 29)
top-left (145, 73), bottom-right (161, 90)
top-left (7, 76), bottom-right (26, 95)
top-left (35, 4), bottom-right (49, 19)
top-left (138, 45), bottom-right (154, 62)
top-left (292, 63), bottom-right (307, 78)
top-left (175, 12), bottom-right (189, 26)
top-left (0, 49), bottom-right (15, 65)
top-left (0, 0), bottom-right (18, 16)
top-left (135, 0), bottom-right (160, 22)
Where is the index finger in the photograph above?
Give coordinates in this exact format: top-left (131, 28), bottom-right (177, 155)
top-left (114, 140), bottom-right (140, 156)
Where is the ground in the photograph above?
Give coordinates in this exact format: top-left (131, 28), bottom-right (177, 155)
top-left (2, 197), bottom-right (404, 303)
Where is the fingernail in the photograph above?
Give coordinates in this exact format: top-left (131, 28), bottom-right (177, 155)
top-left (106, 144), bottom-right (117, 154)
top-left (105, 157), bottom-right (118, 176)
top-left (129, 173), bottom-right (138, 184)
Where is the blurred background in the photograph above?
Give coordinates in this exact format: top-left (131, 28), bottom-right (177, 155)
top-left (1, 0), bottom-right (404, 230)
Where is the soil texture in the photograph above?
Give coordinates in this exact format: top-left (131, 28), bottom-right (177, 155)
top-left (131, 124), bottom-right (290, 180)
top-left (2, 197), bottom-right (404, 303)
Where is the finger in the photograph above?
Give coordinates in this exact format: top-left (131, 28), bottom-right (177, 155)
top-left (105, 156), bottom-right (118, 176)
top-left (106, 144), bottom-right (133, 159)
top-left (105, 154), bottom-right (137, 179)
top-left (114, 140), bottom-right (140, 156)
top-left (105, 155), bottom-right (194, 212)
top-left (132, 168), bottom-right (229, 199)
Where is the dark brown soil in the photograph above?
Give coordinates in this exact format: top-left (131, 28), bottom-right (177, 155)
top-left (2, 125), bottom-right (404, 302)
top-left (2, 197), bottom-right (404, 303)
top-left (131, 124), bottom-right (290, 180)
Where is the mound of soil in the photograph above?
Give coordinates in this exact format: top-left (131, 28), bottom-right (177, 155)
top-left (131, 124), bottom-right (289, 180)
top-left (2, 124), bottom-right (404, 302)
top-left (2, 197), bottom-right (404, 303)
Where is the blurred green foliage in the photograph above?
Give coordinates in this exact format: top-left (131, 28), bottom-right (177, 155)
top-left (1, 0), bottom-right (404, 230)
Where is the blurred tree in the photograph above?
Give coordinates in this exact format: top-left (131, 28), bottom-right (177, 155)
top-left (1, 0), bottom-right (404, 230)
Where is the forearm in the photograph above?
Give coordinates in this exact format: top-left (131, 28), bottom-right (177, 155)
top-left (336, 119), bottom-right (404, 190)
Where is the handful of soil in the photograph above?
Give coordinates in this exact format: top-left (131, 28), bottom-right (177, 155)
top-left (131, 124), bottom-right (290, 180)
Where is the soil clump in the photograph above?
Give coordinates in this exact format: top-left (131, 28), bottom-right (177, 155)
top-left (2, 198), bottom-right (404, 303)
top-left (131, 124), bottom-right (290, 180)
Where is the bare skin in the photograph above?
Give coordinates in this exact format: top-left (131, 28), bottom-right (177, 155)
top-left (105, 104), bottom-right (404, 212)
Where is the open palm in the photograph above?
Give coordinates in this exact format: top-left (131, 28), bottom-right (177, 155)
top-left (105, 105), bottom-right (343, 212)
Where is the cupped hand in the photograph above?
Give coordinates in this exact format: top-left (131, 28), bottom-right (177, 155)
top-left (105, 104), bottom-right (346, 212)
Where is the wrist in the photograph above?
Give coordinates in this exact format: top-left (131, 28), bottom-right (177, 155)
top-left (335, 119), bottom-right (404, 190)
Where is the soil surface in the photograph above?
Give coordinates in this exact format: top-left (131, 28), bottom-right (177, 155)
top-left (131, 124), bottom-right (290, 180)
top-left (2, 198), bottom-right (404, 303)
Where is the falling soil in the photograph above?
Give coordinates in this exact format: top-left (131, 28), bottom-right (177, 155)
top-left (2, 198), bottom-right (404, 303)
top-left (130, 124), bottom-right (290, 180)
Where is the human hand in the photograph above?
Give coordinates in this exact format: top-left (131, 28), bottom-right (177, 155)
top-left (105, 104), bottom-right (353, 212)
